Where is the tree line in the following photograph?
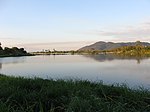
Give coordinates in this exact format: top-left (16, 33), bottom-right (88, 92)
top-left (0, 45), bottom-right (31, 57)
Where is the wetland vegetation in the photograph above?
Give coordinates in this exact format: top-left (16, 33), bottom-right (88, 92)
top-left (0, 74), bottom-right (150, 112)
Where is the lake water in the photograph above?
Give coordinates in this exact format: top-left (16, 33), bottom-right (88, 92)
top-left (0, 55), bottom-right (150, 89)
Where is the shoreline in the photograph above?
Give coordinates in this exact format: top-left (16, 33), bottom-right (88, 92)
top-left (0, 54), bottom-right (34, 58)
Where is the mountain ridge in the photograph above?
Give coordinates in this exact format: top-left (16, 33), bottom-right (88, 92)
top-left (79, 41), bottom-right (150, 51)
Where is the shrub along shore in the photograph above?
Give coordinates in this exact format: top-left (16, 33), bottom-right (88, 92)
top-left (0, 74), bottom-right (150, 112)
top-left (0, 46), bottom-right (33, 57)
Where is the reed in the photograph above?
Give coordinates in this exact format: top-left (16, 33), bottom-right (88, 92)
top-left (0, 74), bottom-right (150, 112)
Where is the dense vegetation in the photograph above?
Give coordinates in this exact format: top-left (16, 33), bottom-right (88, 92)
top-left (0, 74), bottom-right (150, 112)
top-left (0, 46), bottom-right (32, 57)
top-left (107, 45), bottom-right (150, 56)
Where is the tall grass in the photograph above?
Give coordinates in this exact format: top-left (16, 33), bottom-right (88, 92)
top-left (0, 74), bottom-right (150, 112)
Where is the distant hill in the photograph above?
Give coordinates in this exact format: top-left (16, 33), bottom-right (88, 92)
top-left (79, 41), bottom-right (150, 51)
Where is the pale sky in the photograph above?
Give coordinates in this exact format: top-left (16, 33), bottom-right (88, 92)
top-left (0, 0), bottom-right (150, 51)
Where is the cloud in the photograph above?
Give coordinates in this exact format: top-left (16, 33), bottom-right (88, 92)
top-left (0, 37), bottom-right (17, 40)
top-left (143, 22), bottom-right (150, 25)
top-left (93, 21), bottom-right (150, 42)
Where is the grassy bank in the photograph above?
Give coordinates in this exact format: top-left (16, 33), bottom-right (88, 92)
top-left (0, 75), bottom-right (150, 112)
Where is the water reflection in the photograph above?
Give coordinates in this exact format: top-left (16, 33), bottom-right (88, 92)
top-left (0, 57), bottom-right (26, 63)
top-left (83, 54), bottom-right (150, 64)
top-left (0, 55), bottom-right (150, 89)
top-left (0, 57), bottom-right (26, 69)
top-left (0, 63), bottom-right (2, 69)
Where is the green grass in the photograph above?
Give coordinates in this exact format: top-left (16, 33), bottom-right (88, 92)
top-left (0, 74), bottom-right (150, 112)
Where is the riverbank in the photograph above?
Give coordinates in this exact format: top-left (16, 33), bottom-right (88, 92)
top-left (0, 75), bottom-right (150, 112)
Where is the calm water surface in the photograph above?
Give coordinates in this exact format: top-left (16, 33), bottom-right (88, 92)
top-left (0, 55), bottom-right (150, 89)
